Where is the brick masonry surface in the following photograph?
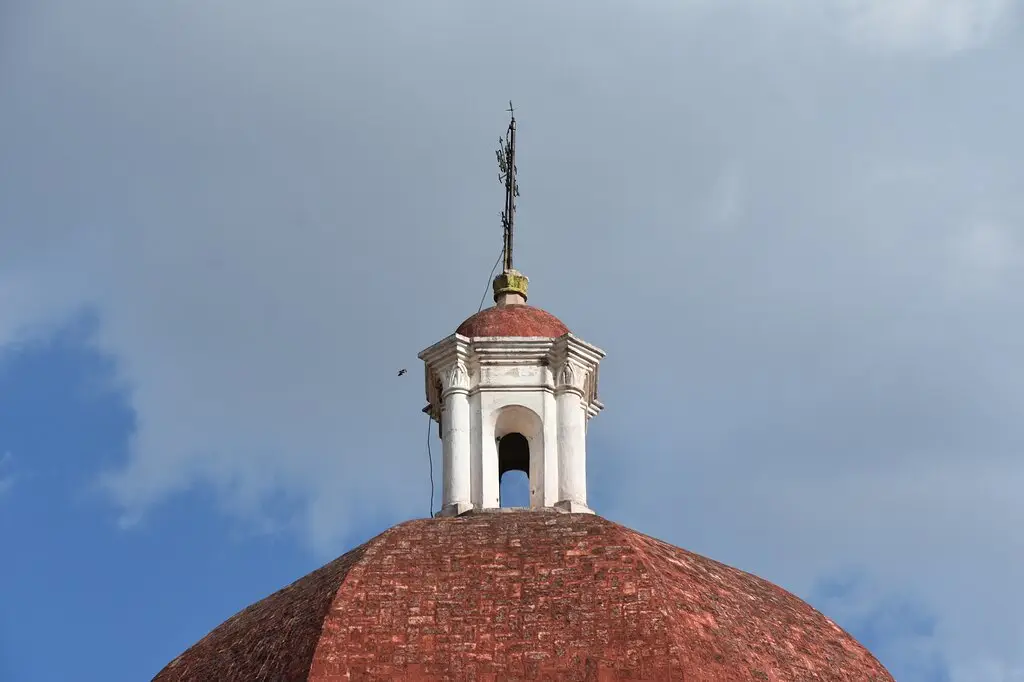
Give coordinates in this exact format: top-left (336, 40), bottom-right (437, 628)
top-left (154, 512), bottom-right (894, 682)
top-left (456, 305), bottom-right (569, 338)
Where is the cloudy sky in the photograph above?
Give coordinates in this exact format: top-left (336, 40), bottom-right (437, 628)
top-left (2, 1), bottom-right (1023, 680)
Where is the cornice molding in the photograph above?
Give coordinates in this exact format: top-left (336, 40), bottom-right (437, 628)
top-left (419, 330), bottom-right (606, 420)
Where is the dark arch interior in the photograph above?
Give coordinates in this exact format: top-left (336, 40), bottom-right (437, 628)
top-left (498, 433), bottom-right (529, 478)
top-left (498, 433), bottom-right (530, 507)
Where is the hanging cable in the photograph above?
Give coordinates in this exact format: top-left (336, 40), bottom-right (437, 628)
top-left (477, 246), bottom-right (505, 313)
top-left (425, 411), bottom-right (435, 518)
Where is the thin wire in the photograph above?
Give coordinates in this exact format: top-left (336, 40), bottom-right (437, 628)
top-left (425, 411), bottom-right (435, 517)
top-left (477, 246), bottom-right (505, 313)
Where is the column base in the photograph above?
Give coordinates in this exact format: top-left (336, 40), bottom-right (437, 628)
top-left (554, 500), bottom-right (595, 514)
top-left (435, 502), bottom-right (475, 518)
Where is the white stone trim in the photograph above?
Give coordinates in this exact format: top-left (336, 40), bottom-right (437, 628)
top-left (441, 360), bottom-right (470, 396)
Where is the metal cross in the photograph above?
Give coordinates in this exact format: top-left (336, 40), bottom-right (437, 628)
top-left (497, 102), bottom-right (518, 272)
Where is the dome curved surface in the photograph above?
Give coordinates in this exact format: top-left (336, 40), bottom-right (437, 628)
top-left (456, 304), bottom-right (569, 338)
top-left (154, 513), bottom-right (892, 681)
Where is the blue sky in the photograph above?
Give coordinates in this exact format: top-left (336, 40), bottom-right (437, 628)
top-left (0, 318), bottom-right (374, 680)
top-left (3, 1), bottom-right (1024, 681)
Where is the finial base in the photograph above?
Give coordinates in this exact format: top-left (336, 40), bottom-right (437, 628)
top-left (493, 270), bottom-right (529, 306)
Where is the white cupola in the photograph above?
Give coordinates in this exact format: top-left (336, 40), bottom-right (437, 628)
top-left (418, 269), bottom-right (605, 516)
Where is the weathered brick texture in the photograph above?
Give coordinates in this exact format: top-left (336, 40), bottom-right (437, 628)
top-left (456, 305), bottom-right (569, 338)
top-left (154, 512), bottom-right (893, 682)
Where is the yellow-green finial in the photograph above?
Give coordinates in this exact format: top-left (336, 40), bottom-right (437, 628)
top-left (493, 268), bottom-right (529, 304)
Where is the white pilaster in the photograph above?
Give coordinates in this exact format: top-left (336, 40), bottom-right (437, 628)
top-left (440, 360), bottom-right (472, 516)
top-left (555, 359), bottom-right (591, 513)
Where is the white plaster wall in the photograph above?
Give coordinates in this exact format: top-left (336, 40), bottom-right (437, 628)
top-left (468, 389), bottom-right (483, 509)
top-left (478, 417), bottom-right (499, 509)
top-left (477, 385), bottom-right (548, 509)
top-left (541, 387), bottom-right (559, 507)
top-left (478, 363), bottom-right (546, 387)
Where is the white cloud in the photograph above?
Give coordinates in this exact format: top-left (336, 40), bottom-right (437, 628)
top-left (2, 1), bottom-right (1024, 678)
top-left (680, 0), bottom-right (1016, 52)
top-left (809, 572), bottom-right (948, 678)
top-left (705, 163), bottom-right (746, 230)
top-left (951, 654), bottom-right (1024, 682)
top-left (834, 0), bottom-right (1016, 52)
top-left (946, 220), bottom-right (1023, 292)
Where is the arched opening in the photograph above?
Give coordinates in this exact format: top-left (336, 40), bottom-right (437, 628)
top-left (491, 405), bottom-right (544, 509)
top-left (498, 433), bottom-right (530, 507)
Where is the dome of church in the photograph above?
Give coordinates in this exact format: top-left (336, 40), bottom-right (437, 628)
top-left (456, 304), bottom-right (569, 338)
top-left (154, 511), bottom-right (893, 682)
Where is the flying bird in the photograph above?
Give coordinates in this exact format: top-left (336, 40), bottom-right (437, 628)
top-left (397, 369), bottom-right (407, 377)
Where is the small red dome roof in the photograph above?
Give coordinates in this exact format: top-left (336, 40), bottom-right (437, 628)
top-left (155, 512), bottom-right (893, 682)
top-left (456, 304), bottom-right (569, 338)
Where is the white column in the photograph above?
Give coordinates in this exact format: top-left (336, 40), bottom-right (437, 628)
top-left (440, 360), bottom-right (472, 516)
top-left (555, 359), bottom-right (592, 513)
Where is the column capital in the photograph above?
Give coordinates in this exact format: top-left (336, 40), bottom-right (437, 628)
top-left (554, 358), bottom-right (587, 396)
top-left (441, 360), bottom-right (470, 397)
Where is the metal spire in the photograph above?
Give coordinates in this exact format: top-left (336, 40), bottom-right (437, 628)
top-left (496, 101), bottom-right (519, 273)
top-left (490, 102), bottom-right (529, 306)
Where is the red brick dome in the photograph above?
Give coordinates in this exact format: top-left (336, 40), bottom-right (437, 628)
top-left (456, 304), bottom-right (569, 338)
top-left (154, 512), bottom-right (893, 682)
